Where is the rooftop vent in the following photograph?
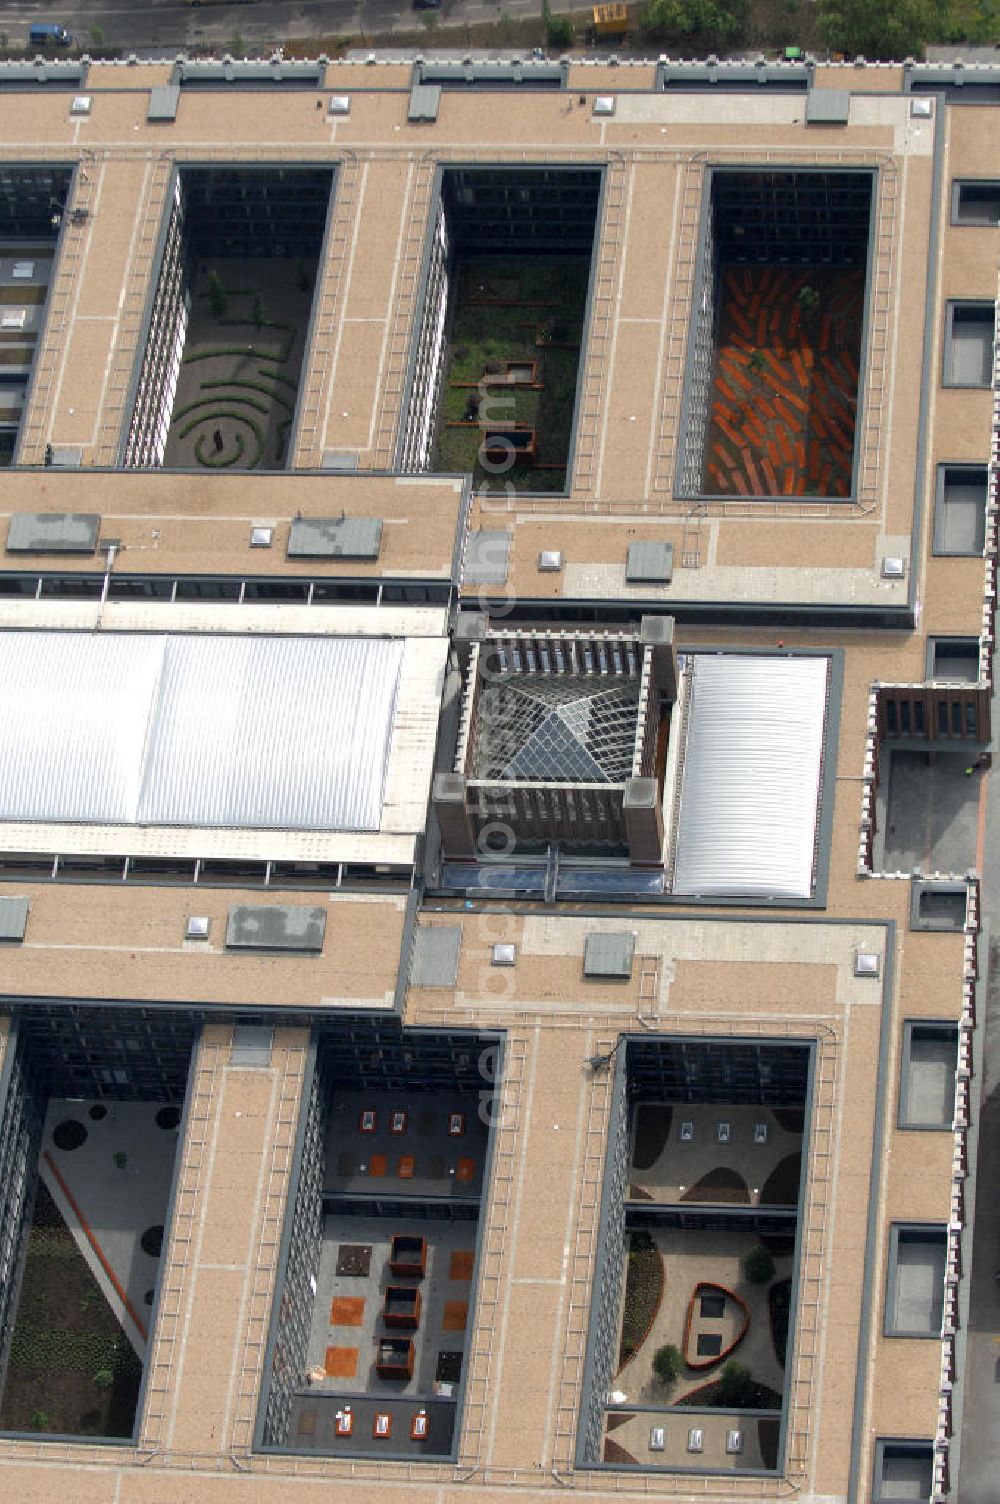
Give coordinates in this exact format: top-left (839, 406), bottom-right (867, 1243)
top-left (910, 96), bottom-right (933, 118)
top-left (0, 896), bottom-right (29, 942)
top-left (328, 94), bottom-right (351, 114)
top-left (225, 904), bottom-right (327, 953)
top-left (148, 84), bottom-right (181, 122)
top-left (626, 540), bottom-right (674, 585)
top-left (70, 95), bottom-right (92, 116)
top-left (230, 1024), bottom-right (273, 1068)
top-left (249, 525), bottom-right (274, 549)
top-left (593, 95), bottom-right (616, 116)
top-left (287, 515), bottom-right (383, 560)
top-left (46, 446), bottom-right (84, 469)
top-left (538, 549), bottom-right (563, 572)
top-left (854, 950), bottom-right (880, 977)
top-left (465, 529), bottom-right (512, 586)
top-left (583, 931), bottom-right (635, 980)
top-left (881, 555), bottom-right (906, 579)
top-left (185, 915), bottom-right (211, 941)
top-left (408, 81), bottom-right (441, 124)
top-left (491, 942), bottom-right (517, 967)
top-left (7, 512), bottom-right (100, 555)
top-left (805, 88), bottom-right (849, 124)
top-left (410, 925), bottom-right (463, 987)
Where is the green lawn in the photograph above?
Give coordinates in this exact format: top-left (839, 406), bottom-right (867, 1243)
top-left (432, 258), bottom-right (591, 494)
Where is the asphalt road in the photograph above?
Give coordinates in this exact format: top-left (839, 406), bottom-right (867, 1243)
top-left (0, 0), bottom-right (546, 52)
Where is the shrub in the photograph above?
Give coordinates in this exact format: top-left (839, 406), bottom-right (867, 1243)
top-left (743, 1245), bottom-right (775, 1285)
top-left (718, 1360), bottom-right (756, 1406)
top-left (797, 284), bottom-right (821, 318)
top-left (93, 1368), bottom-right (114, 1390)
top-left (207, 271), bottom-right (227, 319)
top-left (652, 1343), bottom-right (683, 1385)
top-left (113, 1151), bottom-right (127, 1171)
top-left (31, 1409), bottom-right (49, 1432)
top-left (542, 0), bottom-right (575, 46)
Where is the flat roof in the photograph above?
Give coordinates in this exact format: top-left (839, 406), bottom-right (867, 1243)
top-left (0, 613), bottom-right (449, 864)
top-left (671, 654), bottom-right (830, 900)
top-left (0, 629), bottom-right (403, 831)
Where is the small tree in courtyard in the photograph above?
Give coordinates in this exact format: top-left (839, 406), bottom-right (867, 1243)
top-left (743, 1245), bottom-right (775, 1285)
top-left (208, 270), bottom-right (227, 319)
top-left (652, 1343), bottom-right (683, 1385)
top-left (718, 1360), bottom-right (756, 1406)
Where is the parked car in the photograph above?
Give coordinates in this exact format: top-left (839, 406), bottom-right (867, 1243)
top-left (413, 0), bottom-right (442, 10)
top-left (29, 23), bottom-right (72, 47)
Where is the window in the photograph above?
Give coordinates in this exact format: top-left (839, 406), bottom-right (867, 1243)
top-left (885, 1225), bottom-right (946, 1337)
top-left (899, 1022), bottom-right (957, 1127)
top-left (927, 636), bottom-right (980, 683)
top-left (943, 302), bottom-right (995, 387)
top-left (952, 180), bottom-right (1000, 226)
top-left (911, 881), bottom-right (967, 933)
top-left (873, 1438), bottom-right (933, 1501)
top-left (933, 465), bottom-right (988, 555)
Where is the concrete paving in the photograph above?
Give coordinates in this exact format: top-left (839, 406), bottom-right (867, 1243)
top-left (40, 1097), bottom-right (181, 1357)
top-left (325, 1088), bottom-right (488, 1201)
top-left (305, 1212), bottom-right (475, 1397)
top-left (881, 749), bottom-right (981, 875)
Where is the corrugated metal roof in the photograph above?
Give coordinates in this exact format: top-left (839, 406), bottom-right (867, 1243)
top-left (672, 655), bottom-right (830, 900)
top-left (0, 631), bottom-right (403, 832)
top-left (0, 632), bottom-right (163, 823)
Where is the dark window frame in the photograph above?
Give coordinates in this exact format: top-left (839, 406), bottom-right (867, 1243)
top-left (932, 463), bottom-right (988, 556)
top-left (884, 1222), bottom-right (947, 1339)
top-left (872, 1436), bottom-right (935, 1503)
top-left (942, 300), bottom-right (995, 389)
top-left (897, 1020), bottom-right (958, 1130)
top-left (951, 178), bottom-right (1000, 226)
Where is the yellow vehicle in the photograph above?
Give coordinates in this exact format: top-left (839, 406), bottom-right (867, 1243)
top-left (592, 2), bottom-right (627, 37)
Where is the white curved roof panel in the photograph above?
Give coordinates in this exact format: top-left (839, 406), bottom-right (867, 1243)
top-left (0, 630), bottom-right (403, 832)
top-left (671, 654), bottom-right (831, 900)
